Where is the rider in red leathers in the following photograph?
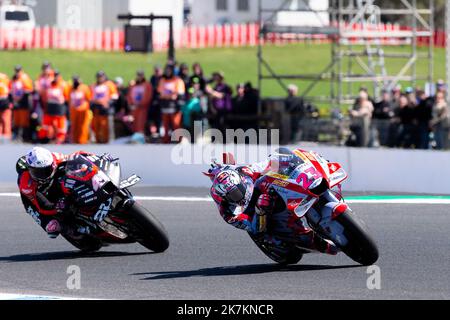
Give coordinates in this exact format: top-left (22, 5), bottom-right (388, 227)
top-left (207, 154), bottom-right (339, 255)
top-left (16, 147), bottom-right (101, 239)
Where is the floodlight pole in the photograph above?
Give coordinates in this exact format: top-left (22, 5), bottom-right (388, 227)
top-left (118, 13), bottom-right (175, 61)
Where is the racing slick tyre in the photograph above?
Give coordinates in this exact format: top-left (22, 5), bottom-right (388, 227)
top-left (128, 202), bottom-right (169, 253)
top-left (336, 210), bottom-right (379, 266)
top-left (249, 233), bottom-right (303, 265)
top-left (63, 235), bottom-right (103, 253)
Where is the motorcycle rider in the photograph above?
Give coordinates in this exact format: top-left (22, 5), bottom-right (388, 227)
top-left (16, 147), bottom-right (105, 239)
top-left (207, 151), bottom-right (339, 255)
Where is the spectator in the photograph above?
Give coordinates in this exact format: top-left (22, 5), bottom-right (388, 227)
top-left (349, 90), bottom-right (374, 147)
top-left (0, 73), bottom-right (11, 142)
top-left (373, 90), bottom-right (394, 146)
top-left (396, 94), bottom-right (417, 148)
top-left (436, 79), bottom-right (446, 94)
top-left (415, 89), bottom-right (433, 149)
top-left (181, 79), bottom-right (204, 139)
top-left (113, 77), bottom-right (133, 139)
top-left (189, 63), bottom-right (207, 93)
top-left (38, 76), bottom-right (69, 144)
top-left (285, 84), bottom-right (304, 142)
top-left (431, 91), bottom-right (449, 150)
top-left (391, 84), bottom-right (402, 109)
top-left (405, 87), bottom-right (417, 107)
top-left (206, 71), bottom-right (232, 135)
top-left (90, 71), bottom-right (118, 144)
top-left (35, 61), bottom-right (55, 110)
top-left (149, 65), bottom-right (163, 138)
top-left (231, 83), bottom-right (245, 130)
top-left (11, 65), bottom-right (33, 142)
top-left (158, 64), bottom-right (185, 143)
top-left (179, 63), bottom-right (191, 94)
top-left (231, 82), bottom-right (259, 131)
top-left (113, 77), bottom-right (129, 115)
top-left (68, 76), bottom-right (92, 144)
top-left (373, 90), bottom-right (394, 120)
top-left (128, 70), bottom-right (153, 134)
top-left (54, 70), bottom-right (70, 94)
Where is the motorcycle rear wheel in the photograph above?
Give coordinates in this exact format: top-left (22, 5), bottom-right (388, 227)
top-left (249, 233), bottom-right (303, 265)
top-left (128, 202), bottom-right (169, 253)
top-left (336, 210), bottom-right (379, 266)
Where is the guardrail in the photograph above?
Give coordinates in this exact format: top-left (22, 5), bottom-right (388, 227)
top-left (0, 144), bottom-right (448, 195)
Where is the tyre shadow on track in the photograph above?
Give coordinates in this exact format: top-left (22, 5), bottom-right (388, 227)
top-left (132, 264), bottom-right (362, 280)
top-left (0, 251), bottom-right (155, 262)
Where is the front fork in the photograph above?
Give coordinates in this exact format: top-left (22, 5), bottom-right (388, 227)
top-left (306, 190), bottom-right (349, 247)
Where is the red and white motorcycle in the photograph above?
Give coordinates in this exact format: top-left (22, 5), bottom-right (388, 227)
top-left (215, 147), bottom-right (379, 266)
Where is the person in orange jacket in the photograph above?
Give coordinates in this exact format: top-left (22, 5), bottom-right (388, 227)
top-left (11, 65), bottom-right (34, 142)
top-left (127, 70), bottom-right (153, 134)
top-left (158, 64), bottom-right (186, 143)
top-left (69, 76), bottom-right (92, 144)
top-left (0, 73), bottom-right (12, 141)
top-left (54, 70), bottom-right (70, 97)
top-left (38, 76), bottom-right (69, 144)
top-left (35, 62), bottom-right (55, 111)
top-left (90, 71), bottom-right (118, 144)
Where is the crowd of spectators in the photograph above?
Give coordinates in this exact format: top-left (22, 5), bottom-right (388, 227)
top-left (0, 60), bottom-right (449, 150)
top-left (0, 61), bottom-right (260, 145)
top-left (347, 81), bottom-right (450, 150)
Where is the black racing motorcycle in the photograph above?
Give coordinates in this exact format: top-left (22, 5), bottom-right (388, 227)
top-left (59, 153), bottom-right (169, 253)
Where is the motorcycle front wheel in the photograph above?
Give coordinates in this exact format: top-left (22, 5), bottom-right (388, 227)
top-left (335, 210), bottom-right (379, 266)
top-left (128, 202), bottom-right (170, 253)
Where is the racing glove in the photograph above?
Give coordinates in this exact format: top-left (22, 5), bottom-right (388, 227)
top-left (256, 194), bottom-right (274, 215)
top-left (45, 219), bottom-right (62, 239)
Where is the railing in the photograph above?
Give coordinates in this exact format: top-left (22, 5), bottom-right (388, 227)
top-left (0, 22), bottom-right (445, 51)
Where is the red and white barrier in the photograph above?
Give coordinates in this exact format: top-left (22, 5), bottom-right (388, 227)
top-left (0, 23), bottom-right (446, 52)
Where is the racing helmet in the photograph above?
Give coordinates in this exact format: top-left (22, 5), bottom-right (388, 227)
top-left (26, 147), bottom-right (57, 185)
top-left (213, 169), bottom-right (254, 207)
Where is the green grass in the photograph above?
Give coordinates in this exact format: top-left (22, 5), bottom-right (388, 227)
top-left (0, 43), bottom-right (445, 105)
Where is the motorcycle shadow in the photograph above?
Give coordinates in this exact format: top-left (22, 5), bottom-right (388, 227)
top-left (133, 263), bottom-right (361, 280)
top-left (0, 250), bottom-right (155, 262)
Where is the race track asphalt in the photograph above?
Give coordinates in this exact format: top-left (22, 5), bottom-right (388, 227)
top-left (0, 186), bottom-right (449, 300)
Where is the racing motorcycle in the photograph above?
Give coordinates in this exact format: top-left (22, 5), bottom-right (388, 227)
top-left (213, 148), bottom-right (378, 266)
top-left (57, 153), bottom-right (169, 253)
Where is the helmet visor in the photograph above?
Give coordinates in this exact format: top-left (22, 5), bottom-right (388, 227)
top-left (29, 165), bottom-right (54, 183)
top-left (226, 185), bottom-right (246, 203)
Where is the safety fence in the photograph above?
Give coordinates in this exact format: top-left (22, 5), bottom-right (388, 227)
top-left (0, 143), bottom-right (448, 194)
top-left (0, 22), bottom-right (446, 51)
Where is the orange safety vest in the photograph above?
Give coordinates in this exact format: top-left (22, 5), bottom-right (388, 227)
top-left (46, 84), bottom-right (66, 105)
top-left (158, 77), bottom-right (185, 99)
top-left (36, 74), bottom-right (54, 93)
top-left (69, 84), bottom-right (92, 111)
top-left (91, 83), bottom-right (112, 108)
top-left (0, 74), bottom-right (10, 99)
top-left (128, 81), bottom-right (152, 107)
top-left (17, 72), bottom-right (34, 93)
top-left (11, 80), bottom-right (25, 102)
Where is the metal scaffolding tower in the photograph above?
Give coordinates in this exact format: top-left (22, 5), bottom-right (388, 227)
top-left (258, 0), bottom-right (434, 108)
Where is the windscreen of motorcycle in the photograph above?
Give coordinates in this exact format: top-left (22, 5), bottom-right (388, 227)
top-left (65, 155), bottom-right (98, 182)
top-left (266, 153), bottom-right (305, 178)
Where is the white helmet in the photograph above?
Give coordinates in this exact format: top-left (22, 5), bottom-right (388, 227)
top-left (26, 147), bottom-right (56, 184)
